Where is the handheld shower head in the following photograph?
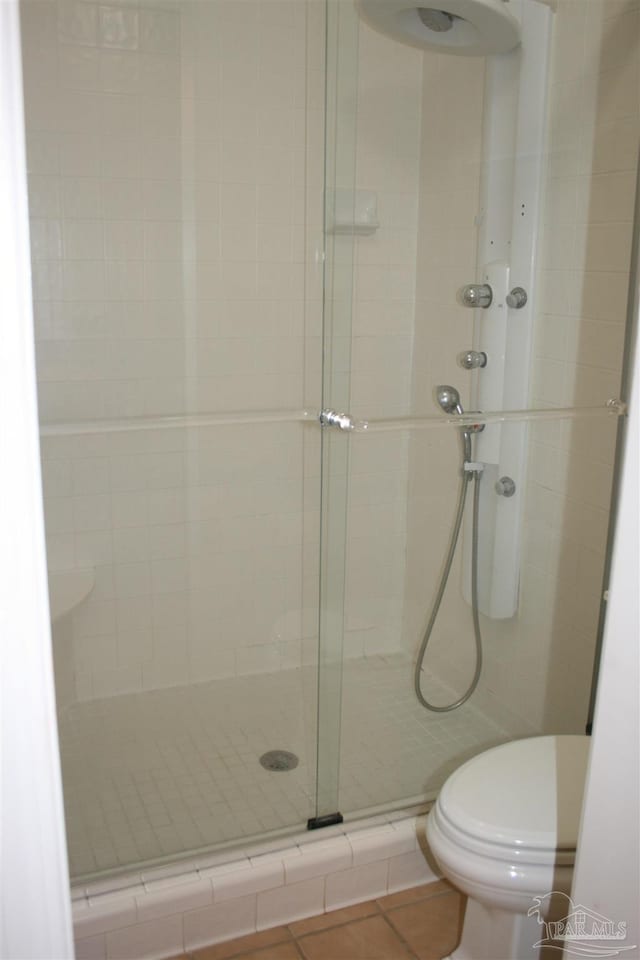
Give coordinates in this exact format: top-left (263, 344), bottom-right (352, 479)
top-left (436, 384), bottom-right (464, 416)
top-left (435, 384), bottom-right (475, 464)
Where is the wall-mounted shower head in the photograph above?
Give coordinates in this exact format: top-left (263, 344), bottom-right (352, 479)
top-left (436, 384), bottom-right (464, 416)
top-left (355, 0), bottom-right (521, 57)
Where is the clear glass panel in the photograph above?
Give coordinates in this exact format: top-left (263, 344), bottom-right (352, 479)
top-left (315, 0), bottom-right (360, 821)
top-left (24, 0), bottom-right (324, 879)
top-left (337, 412), bottom-right (620, 817)
top-left (328, 0), bottom-right (638, 825)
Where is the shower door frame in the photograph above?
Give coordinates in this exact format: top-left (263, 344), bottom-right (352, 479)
top-left (312, 0), bottom-right (360, 827)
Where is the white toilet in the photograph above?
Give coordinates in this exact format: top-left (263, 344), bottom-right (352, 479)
top-left (425, 735), bottom-right (591, 960)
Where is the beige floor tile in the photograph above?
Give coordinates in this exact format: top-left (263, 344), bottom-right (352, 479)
top-left (298, 915), bottom-right (415, 960)
top-left (234, 944), bottom-right (302, 960)
top-left (386, 892), bottom-right (464, 960)
top-left (193, 927), bottom-right (293, 960)
top-left (376, 881), bottom-right (453, 912)
top-left (288, 901), bottom-right (380, 937)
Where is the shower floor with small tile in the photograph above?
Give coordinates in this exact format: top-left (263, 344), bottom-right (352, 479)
top-left (58, 654), bottom-right (509, 879)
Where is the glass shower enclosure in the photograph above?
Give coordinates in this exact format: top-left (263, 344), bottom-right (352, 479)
top-left (21, 0), bottom-right (637, 881)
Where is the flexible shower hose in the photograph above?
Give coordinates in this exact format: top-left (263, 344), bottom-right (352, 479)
top-left (414, 462), bottom-right (483, 712)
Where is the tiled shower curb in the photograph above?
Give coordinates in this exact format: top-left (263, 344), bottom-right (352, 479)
top-left (73, 810), bottom-right (440, 959)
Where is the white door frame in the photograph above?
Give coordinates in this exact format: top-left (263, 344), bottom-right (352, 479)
top-left (570, 203), bottom-right (640, 955)
top-left (0, 2), bottom-right (74, 957)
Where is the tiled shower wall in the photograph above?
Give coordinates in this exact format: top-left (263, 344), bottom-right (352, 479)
top-left (25, 0), bottom-right (317, 421)
top-left (343, 22), bottom-right (423, 660)
top-left (521, 0), bottom-right (639, 731)
top-left (400, 50), bottom-right (485, 682)
top-left (26, 0), bottom-right (637, 714)
top-left (24, 1), bottom-right (425, 699)
top-left (24, 0), bottom-right (320, 700)
top-left (402, 0), bottom-right (639, 734)
top-left (480, 0), bottom-right (638, 733)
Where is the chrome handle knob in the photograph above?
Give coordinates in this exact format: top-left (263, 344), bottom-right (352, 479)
top-left (495, 476), bottom-right (516, 497)
top-left (458, 350), bottom-right (487, 370)
top-left (459, 283), bottom-right (493, 309)
top-left (506, 286), bottom-right (527, 309)
top-left (319, 409), bottom-right (355, 431)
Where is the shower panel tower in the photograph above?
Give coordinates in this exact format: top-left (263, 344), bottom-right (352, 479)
top-left (462, 0), bottom-right (553, 618)
top-left (357, 0), bottom-right (555, 620)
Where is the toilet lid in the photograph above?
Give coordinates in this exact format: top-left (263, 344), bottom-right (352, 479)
top-left (438, 736), bottom-right (590, 851)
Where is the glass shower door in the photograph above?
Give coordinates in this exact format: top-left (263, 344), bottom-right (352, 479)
top-left (24, 0), bottom-right (332, 879)
top-left (314, 0), bottom-right (636, 830)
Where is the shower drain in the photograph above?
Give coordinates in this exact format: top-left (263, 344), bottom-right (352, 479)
top-left (259, 750), bottom-right (299, 772)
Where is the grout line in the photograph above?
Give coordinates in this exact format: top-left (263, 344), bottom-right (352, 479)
top-left (379, 884), bottom-right (457, 914)
top-left (289, 890), bottom-right (449, 956)
top-left (183, 883), bottom-right (454, 960)
top-left (296, 936), bottom-right (310, 960)
top-left (382, 890), bottom-right (457, 914)
top-left (191, 926), bottom-right (294, 960)
top-left (290, 886), bottom-right (456, 960)
top-left (376, 913), bottom-right (423, 960)
top-left (384, 889), bottom-right (459, 921)
top-left (288, 899), bottom-right (382, 941)
top-left (383, 890), bottom-right (463, 960)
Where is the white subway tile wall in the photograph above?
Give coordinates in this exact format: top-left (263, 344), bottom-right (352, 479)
top-left (24, 2), bottom-right (425, 705)
top-left (23, 0), bottom-right (328, 701)
top-left (339, 21), bottom-right (424, 663)
top-left (398, 46), bottom-right (485, 705)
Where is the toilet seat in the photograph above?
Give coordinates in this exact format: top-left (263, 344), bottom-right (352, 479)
top-left (432, 806), bottom-right (578, 867)
top-left (426, 736), bottom-right (591, 914)
top-left (437, 735), bottom-right (590, 853)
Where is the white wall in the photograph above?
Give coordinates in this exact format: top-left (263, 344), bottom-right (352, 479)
top-left (571, 280), bottom-right (639, 956)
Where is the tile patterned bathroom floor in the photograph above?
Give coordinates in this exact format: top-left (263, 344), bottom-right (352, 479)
top-left (172, 881), bottom-right (464, 960)
top-left (58, 655), bottom-right (509, 878)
